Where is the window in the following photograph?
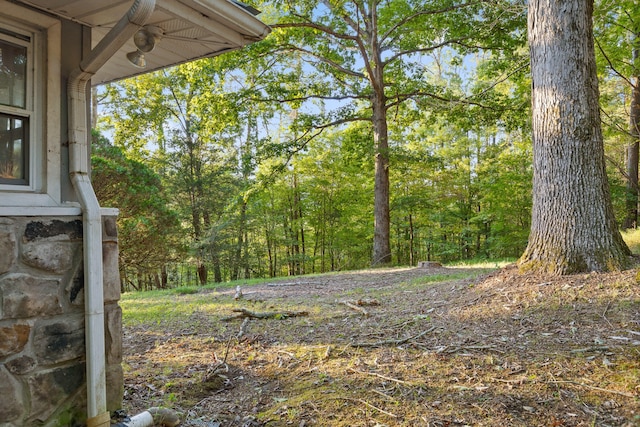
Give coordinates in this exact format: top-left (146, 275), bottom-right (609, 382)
top-left (0, 31), bottom-right (31, 185)
top-left (0, 1), bottom-right (62, 208)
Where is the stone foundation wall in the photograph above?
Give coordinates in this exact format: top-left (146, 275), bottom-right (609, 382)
top-left (0, 215), bottom-right (123, 426)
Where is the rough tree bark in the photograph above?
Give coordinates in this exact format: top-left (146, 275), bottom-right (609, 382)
top-left (370, 6), bottom-right (391, 266)
top-left (372, 90), bottom-right (391, 265)
top-left (519, 0), bottom-right (631, 274)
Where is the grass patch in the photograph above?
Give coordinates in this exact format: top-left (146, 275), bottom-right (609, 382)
top-left (120, 292), bottom-right (233, 326)
top-left (447, 258), bottom-right (516, 269)
top-left (408, 270), bottom-right (490, 286)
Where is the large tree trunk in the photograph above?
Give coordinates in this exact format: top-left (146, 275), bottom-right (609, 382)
top-left (369, 4), bottom-right (391, 266)
top-left (519, 0), bottom-right (630, 274)
top-left (371, 93), bottom-right (391, 265)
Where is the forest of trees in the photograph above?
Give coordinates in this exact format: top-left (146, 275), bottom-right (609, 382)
top-left (92, 0), bottom-right (639, 291)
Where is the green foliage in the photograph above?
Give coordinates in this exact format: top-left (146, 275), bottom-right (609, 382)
top-left (388, 107), bottom-right (532, 264)
top-left (252, 0), bottom-right (528, 265)
top-left (94, 0), bottom-right (640, 286)
top-left (91, 131), bottom-right (185, 290)
top-left (594, 1), bottom-right (640, 226)
top-left (95, 0), bottom-right (532, 287)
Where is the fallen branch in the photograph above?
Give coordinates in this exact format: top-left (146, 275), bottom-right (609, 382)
top-left (351, 326), bottom-right (436, 348)
top-left (339, 298), bottom-right (380, 316)
top-left (221, 308), bottom-right (309, 321)
top-left (341, 301), bottom-right (369, 316)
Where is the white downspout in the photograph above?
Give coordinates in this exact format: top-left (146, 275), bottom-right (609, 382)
top-left (67, 1), bottom-right (155, 426)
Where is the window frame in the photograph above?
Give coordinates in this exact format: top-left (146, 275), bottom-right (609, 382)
top-left (0, 1), bottom-right (61, 207)
top-left (0, 29), bottom-right (33, 186)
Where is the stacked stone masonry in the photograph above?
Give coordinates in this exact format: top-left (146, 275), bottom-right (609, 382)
top-left (0, 216), bottom-right (123, 426)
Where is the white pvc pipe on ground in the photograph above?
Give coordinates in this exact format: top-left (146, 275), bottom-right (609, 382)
top-left (112, 408), bottom-right (181, 427)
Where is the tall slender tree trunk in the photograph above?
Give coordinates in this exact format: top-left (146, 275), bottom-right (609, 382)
top-left (367, 4), bottom-right (391, 266)
top-left (299, 199), bottom-right (306, 275)
top-left (371, 75), bottom-right (391, 265)
top-left (623, 41), bottom-right (640, 229)
top-left (519, 0), bottom-right (630, 274)
top-left (232, 199), bottom-right (248, 280)
top-left (266, 229), bottom-right (275, 277)
top-left (185, 120), bottom-right (209, 285)
top-left (234, 115), bottom-right (254, 279)
top-left (211, 251), bottom-right (222, 283)
top-left (408, 213), bottom-right (415, 266)
top-left (292, 174), bottom-right (301, 275)
top-left (161, 265), bottom-right (168, 288)
top-left (242, 213), bottom-right (250, 279)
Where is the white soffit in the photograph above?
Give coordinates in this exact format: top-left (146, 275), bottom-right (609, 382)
top-left (17, 0), bottom-right (270, 85)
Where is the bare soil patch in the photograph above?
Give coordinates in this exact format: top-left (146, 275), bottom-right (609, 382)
top-left (121, 265), bottom-right (640, 426)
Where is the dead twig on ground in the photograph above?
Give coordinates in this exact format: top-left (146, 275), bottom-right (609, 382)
top-left (547, 380), bottom-right (637, 398)
top-left (357, 398), bottom-right (398, 418)
top-left (237, 317), bottom-right (249, 339)
top-left (569, 346), bottom-right (610, 353)
top-left (371, 388), bottom-right (398, 402)
top-left (324, 345), bottom-right (333, 359)
top-left (348, 368), bottom-right (413, 386)
top-left (205, 336), bottom-right (234, 377)
top-left (351, 327), bottom-right (436, 348)
top-left (491, 377), bottom-right (528, 385)
top-left (601, 300), bottom-right (614, 328)
top-left (221, 308), bottom-right (309, 321)
top-left (331, 397), bottom-right (398, 418)
top-left (445, 344), bottom-right (505, 354)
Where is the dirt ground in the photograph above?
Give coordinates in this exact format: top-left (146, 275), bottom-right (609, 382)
top-left (120, 264), bottom-right (640, 426)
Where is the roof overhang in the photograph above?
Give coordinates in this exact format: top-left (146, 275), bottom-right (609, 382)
top-left (17, 0), bottom-right (271, 85)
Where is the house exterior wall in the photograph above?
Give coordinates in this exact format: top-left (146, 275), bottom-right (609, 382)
top-left (0, 214), bottom-right (123, 426)
top-left (0, 7), bottom-right (124, 426)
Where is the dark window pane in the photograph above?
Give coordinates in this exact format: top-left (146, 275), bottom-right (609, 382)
top-left (0, 113), bottom-right (28, 184)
